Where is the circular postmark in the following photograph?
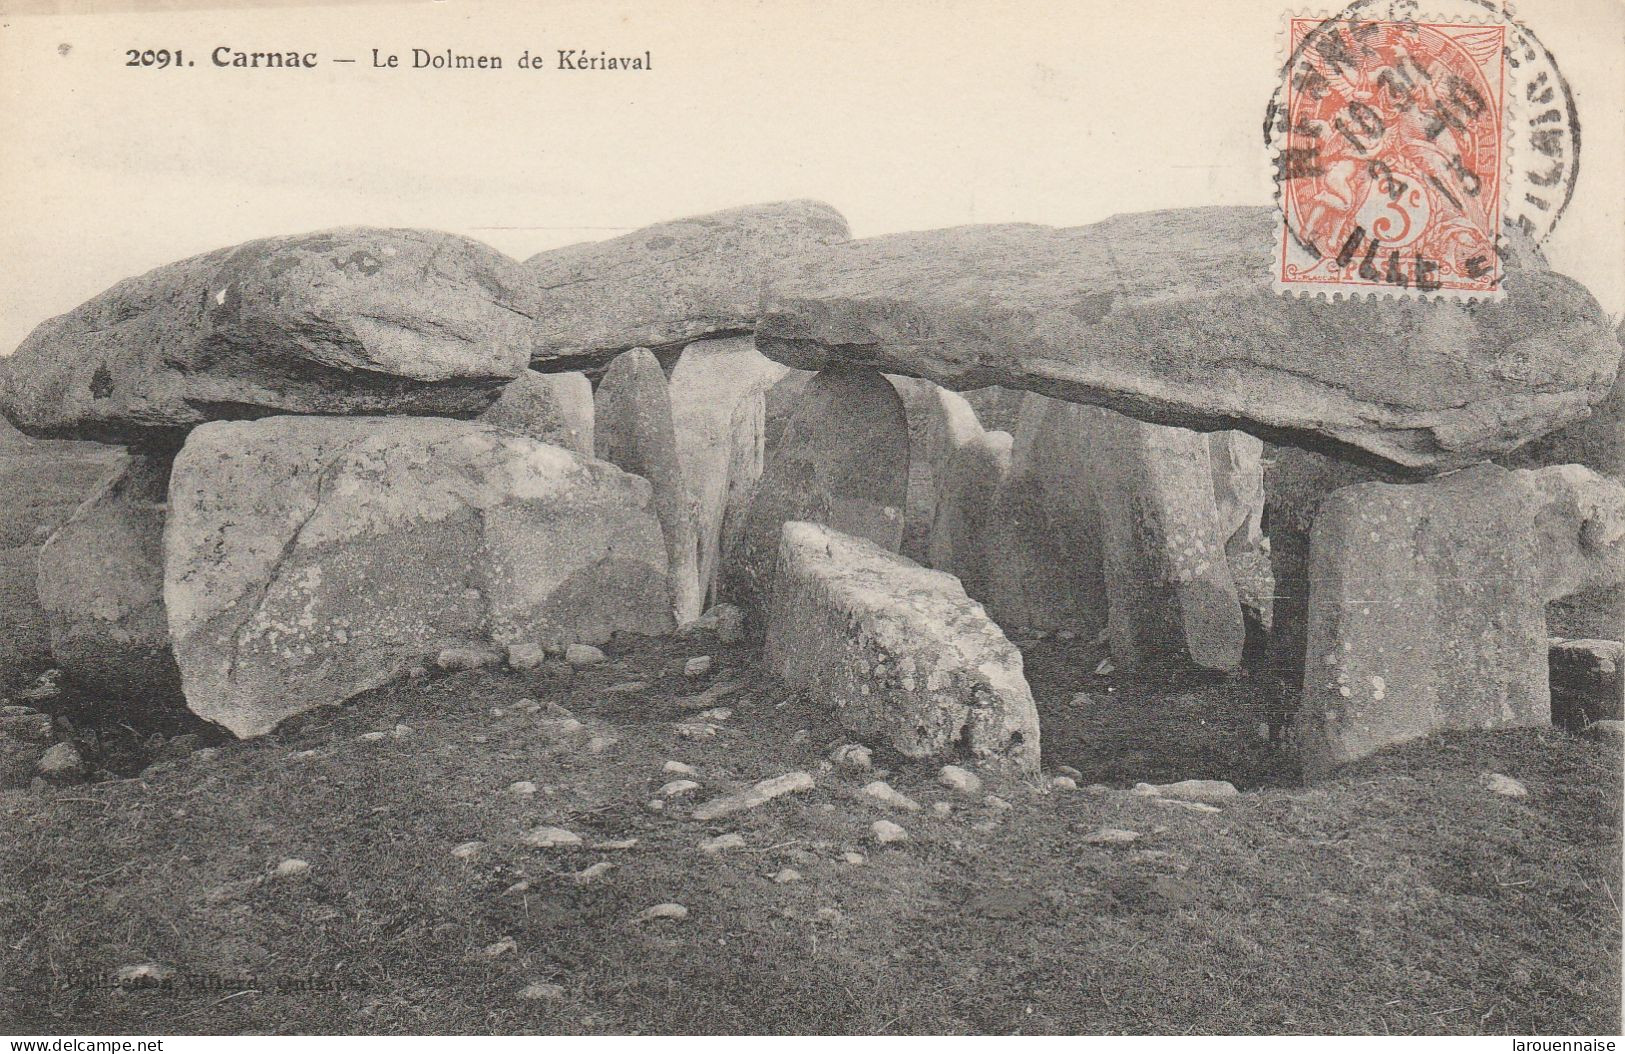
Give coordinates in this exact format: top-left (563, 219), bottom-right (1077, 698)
top-left (1265, 0), bottom-right (1579, 295)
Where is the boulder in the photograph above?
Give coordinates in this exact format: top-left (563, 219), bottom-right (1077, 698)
top-left (722, 367), bottom-right (908, 625)
top-left (1498, 320), bottom-right (1624, 479)
top-left (1549, 639), bottom-right (1623, 731)
top-left (478, 370), bottom-right (593, 455)
top-left (165, 416), bottom-right (671, 736)
top-left (0, 228), bottom-right (534, 445)
top-left (524, 201), bottom-right (849, 368)
top-left (594, 348), bottom-right (703, 623)
top-left (756, 206), bottom-right (1621, 473)
top-left (1083, 407), bottom-right (1244, 671)
top-left (668, 337), bottom-right (787, 605)
top-left (764, 520), bottom-right (1040, 773)
top-left (38, 453), bottom-right (182, 700)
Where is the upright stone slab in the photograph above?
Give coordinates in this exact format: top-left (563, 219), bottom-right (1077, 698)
top-left (723, 367), bottom-right (908, 626)
top-left (923, 386), bottom-right (983, 493)
top-left (1084, 407), bottom-right (1244, 671)
top-left (1261, 446), bottom-right (1397, 684)
top-left (976, 395), bottom-right (1108, 635)
top-left (0, 228), bottom-right (534, 445)
top-left (595, 348), bottom-right (703, 623)
top-left (38, 453), bottom-right (181, 700)
top-left (1299, 467), bottom-right (1550, 776)
top-left (764, 521), bottom-right (1040, 773)
top-left (929, 430), bottom-right (1013, 603)
top-left (166, 417), bottom-right (671, 737)
top-left (1209, 431), bottom-right (1265, 554)
top-left (717, 392), bottom-right (768, 610)
top-left (478, 370), bottom-right (593, 455)
top-left (887, 375), bottom-right (944, 563)
top-left (1549, 639), bottom-right (1624, 731)
top-left (668, 337), bottom-right (787, 607)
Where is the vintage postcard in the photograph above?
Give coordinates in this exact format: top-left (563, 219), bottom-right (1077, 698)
top-left (0, 0), bottom-right (1619, 1044)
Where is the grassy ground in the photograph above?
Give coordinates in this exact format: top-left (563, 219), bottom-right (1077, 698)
top-left (1, 629), bottom-right (1619, 1035)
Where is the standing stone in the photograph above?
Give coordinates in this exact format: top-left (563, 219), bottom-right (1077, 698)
top-left (765, 521), bottom-right (1040, 773)
top-left (923, 386), bottom-right (983, 494)
top-left (1209, 431), bottom-right (1265, 554)
top-left (717, 393), bottom-right (767, 610)
top-left (724, 368), bottom-right (908, 626)
top-left (0, 228), bottom-right (534, 446)
top-left (761, 370), bottom-right (814, 462)
top-left (1299, 466), bottom-right (1544, 777)
top-left (668, 337), bottom-right (787, 608)
top-left (595, 348), bottom-right (703, 624)
top-left (38, 453), bottom-right (181, 700)
top-left (976, 395), bottom-right (1108, 635)
top-left (165, 417), bottom-right (671, 737)
top-left (961, 387), bottom-right (1026, 434)
top-left (1084, 408), bottom-right (1244, 671)
top-left (886, 375), bottom-right (942, 563)
top-left (929, 430), bottom-right (1013, 602)
top-left (478, 370), bottom-right (593, 455)
top-left (1261, 446), bottom-right (1397, 684)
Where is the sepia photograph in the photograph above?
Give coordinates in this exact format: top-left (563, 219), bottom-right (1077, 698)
top-left (0, 0), bottom-right (1620, 1042)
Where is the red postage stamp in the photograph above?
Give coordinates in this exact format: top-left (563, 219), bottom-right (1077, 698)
top-left (1273, 14), bottom-right (1509, 297)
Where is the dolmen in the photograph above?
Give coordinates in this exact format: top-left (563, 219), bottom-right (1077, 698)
top-left (2, 201), bottom-right (1620, 783)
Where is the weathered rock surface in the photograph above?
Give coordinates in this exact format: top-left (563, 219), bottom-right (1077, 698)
top-left (523, 201), bottom-right (849, 367)
top-left (1499, 319), bottom-right (1624, 480)
top-left (37, 453), bottom-right (182, 700)
top-left (0, 228), bottom-right (535, 444)
top-left (1297, 465), bottom-right (1558, 776)
top-left (1084, 408), bottom-right (1244, 671)
top-left (1209, 431), bottom-right (1265, 554)
top-left (668, 337), bottom-right (786, 605)
top-left (165, 416), bottom-right (671, 736)
top-left (478, 370), bottom-right (593, 455)
top-left (595, 348), bottom-right (703, 623)
top-left (886, 375), bottom-right (944, 563)
top-left (723, 367), bottom-right (908, 624)
top-left (1549, 638), bottom-right (1623, 731)
top-left (756, 206), bottom-right (1622, 473)
top-left (764, 520), bottom-right (1040, 772)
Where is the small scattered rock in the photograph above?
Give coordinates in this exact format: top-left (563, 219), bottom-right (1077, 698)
top-left (520, 981), bottom-right (566, 1002)
top-left (695, 707), bottom-right (733, 722)
top-left (564, 644), bottom-right (606, 667)
top-left (843, 851), bottom-right (866, 865)
top-left (437, 646), bottom-right (501, 672)
top-left (272, 858), bottom-right (310, 878)
top-left (773, 868), bottom-right (803, 884)
top-left (938, 765), bottom-right (982, 794)
top-left (573, 861), bottom-right (616, 885)
top-left (392, 723), bottom-right (412, 738)
top-left (932, 801), bottom-right (954, 817)
top-left (594, 838), bottom-right (639, 850)
top-left (692, 771), bottom-right (815, 820)
top-left (587, 736), bottom-right (614, 754)
top-left (862, 780), bottom-right (921, 811)
top-left (1057, 765), bottom-right (1083, 780)
top-left (523, 826), bottom-right (583, 848)
top-left (504, 880), bottom-right (532, 895)
top-left (36, 742), bottom-right (85, 782)
top-left (1082, 827), bottom-right (1139, 845)
top-left (985, 795), bottom-right (1012, 810)
top-left (646, 799), bottom-right (665, 812)
top-left (871, 819), bottom-right (909, 844)
top-left (663, 760), bottom-right (697, 776)
top-left (658, 779), bottom-right (700, 797)
top-left (684, 656), bottom-right (713, 677)
top-left (482, 936), bottom-right (518, 959)
top-left (114, 962), bottom-right (176, 987)
top-left (15, 671), bottom-right (62, 703)
top-left (674, 722), bottom-right (718, 738)
top-left (1486, 773), bottom-right (1529, 798)
top-left (1132, 779), bottom-right (1239, 802)
top-left (358, 731), bottom-right (389, 742)
top-left (815, 907), bottom-right (845, 923)
top-left (506, 643), bottom-right (547, 670)
top-left (830, 743), bottom-right (873, 771)
top-left (450, 841), bottom-right (485, 860)
top-left (638, 902), bottom-right (688, 922)
top-left (1585, 719), bottom-right (1625, 740)
top-left (605, 681), bottom-right (648, 695)
top-left (699, 833), bottom-right (746, 853)
top-left (1153, 799), bottom-right (1222, 814)
top-left (508, 781), bottom-right (538, 796)
top-left (1051, 776), bottom-right (1078, 790)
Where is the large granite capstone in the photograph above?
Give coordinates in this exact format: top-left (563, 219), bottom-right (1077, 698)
top-left (755, 206), bottom-right (1621, 473)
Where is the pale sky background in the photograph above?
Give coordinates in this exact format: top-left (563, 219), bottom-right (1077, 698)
top-left (0, 0), bottom-right (1620, 356)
